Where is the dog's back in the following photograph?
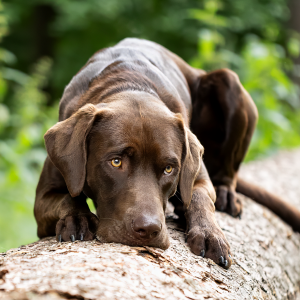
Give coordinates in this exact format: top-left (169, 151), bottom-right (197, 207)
top-left (59, 38), bottom-right (195, 122)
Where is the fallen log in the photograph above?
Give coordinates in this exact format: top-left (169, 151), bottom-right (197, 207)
top-left (1, 149), bottom-right (300, 300)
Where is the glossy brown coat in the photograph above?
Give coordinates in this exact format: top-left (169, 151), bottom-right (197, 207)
top-left (34, 38), bottom-right (300, 270)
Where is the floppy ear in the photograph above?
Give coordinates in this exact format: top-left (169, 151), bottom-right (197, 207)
top-left (44, 104), bottom-right (100, 197)
top-left (179, 126), bottom-right (204, 209)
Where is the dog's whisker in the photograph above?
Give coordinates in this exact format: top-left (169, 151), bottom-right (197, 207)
top-left (174, 192), bottom-right (183, 203)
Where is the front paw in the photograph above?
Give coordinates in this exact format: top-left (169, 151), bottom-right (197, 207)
top-left (187, 225), bottom-right (232, 269)
top-left (215, 185), bottom-right (242, 217)
top-left (56, 212), bottom-right (99, 242)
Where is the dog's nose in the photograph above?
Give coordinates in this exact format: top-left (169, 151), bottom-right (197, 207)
top-left (132, 216), bottom-right (162, 240)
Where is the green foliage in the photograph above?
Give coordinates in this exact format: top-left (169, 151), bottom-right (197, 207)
top-left (0, 3), bottom-right (57, 250)
top-left (241, 39), bottom-right (300, 159)
top-left (0, 56), bottom-right (57, 251)
top-left (0, 0), bottom-right (300, 251)
top-left (188, 0), bottom-right (300, 160)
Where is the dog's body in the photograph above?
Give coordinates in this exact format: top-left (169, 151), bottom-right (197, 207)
top-left (35, 38), bottom-right (300, 269)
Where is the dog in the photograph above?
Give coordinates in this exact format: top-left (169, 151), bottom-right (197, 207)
top-left (34, 38), bottom-right (300, 269)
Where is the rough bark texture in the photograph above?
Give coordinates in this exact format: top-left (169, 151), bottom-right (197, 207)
top-left (1, 149), bottom-right (300, 300)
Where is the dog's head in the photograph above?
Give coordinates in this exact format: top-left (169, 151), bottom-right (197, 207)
top-left (44, 91), bottom-right (203, 249)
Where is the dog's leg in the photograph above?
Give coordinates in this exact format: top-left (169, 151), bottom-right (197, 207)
top-left (34, 157), bottom-right (99, 242)
top-left (191, 69), bottom-right (258, 217)
top-left (170, 162), bottom-right (232, 269)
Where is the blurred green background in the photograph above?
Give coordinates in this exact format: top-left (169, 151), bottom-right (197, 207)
top-left (1, 0), bottom-right (300, 252)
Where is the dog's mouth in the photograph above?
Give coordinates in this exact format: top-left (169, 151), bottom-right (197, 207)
top-left (95, 218), bottom-right (170, 250)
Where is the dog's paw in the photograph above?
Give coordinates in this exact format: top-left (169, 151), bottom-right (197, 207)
top-left (215, 185), bottom-right (242, 217)
top-left (187, 225), bottom-right (232, 269)
top-left (55, 213), bottom-right (99, 242)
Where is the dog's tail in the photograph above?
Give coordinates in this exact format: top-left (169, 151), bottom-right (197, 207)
top-left (236, 177), bottom-right (300, 232)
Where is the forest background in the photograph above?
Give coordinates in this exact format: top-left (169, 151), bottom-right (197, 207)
top-left (1, 0), bottom-right (300, 252)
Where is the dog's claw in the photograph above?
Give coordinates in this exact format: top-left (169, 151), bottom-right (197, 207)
top-left (224, 259), bottom-right (228, 267)
top-left (58, 235), bottom-right (62, 243)
top-left (229, 254), bottom-right (231, 258)
top-left (200, 250), bottom-right (205, 257)
top-left (70, 235), bottom-right (75, 242)
top-left (219, 256), bottom-right (224, 265)
top-left (80, 233), bottom-right (84, 241)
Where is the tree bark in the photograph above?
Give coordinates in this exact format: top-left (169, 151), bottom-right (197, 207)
top-left (1, 149), bottom-right (300, 300)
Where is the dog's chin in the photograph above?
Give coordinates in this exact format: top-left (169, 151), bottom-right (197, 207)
top-left (96, 225), bottom-right (170, 250)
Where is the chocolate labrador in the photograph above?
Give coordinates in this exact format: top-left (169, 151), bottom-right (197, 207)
top-left (34, 38), bottom-right (300, 269)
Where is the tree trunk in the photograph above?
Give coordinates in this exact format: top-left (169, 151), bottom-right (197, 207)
top-left (1, 149), bottom-right (300, 300)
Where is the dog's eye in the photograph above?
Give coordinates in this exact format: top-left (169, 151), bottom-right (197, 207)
top-left (164, 165), bottom-right (173, 174)
top-left (111, 158), bottom-right (122, 168)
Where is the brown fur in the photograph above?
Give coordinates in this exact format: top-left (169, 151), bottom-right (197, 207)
top-left (34, 38), bottom-right (300, 270)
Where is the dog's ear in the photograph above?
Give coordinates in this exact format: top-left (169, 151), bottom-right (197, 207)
top-left (177, 118), bottom-right (204, 209)
top-left (44, 104), bottom-right (102, 197)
